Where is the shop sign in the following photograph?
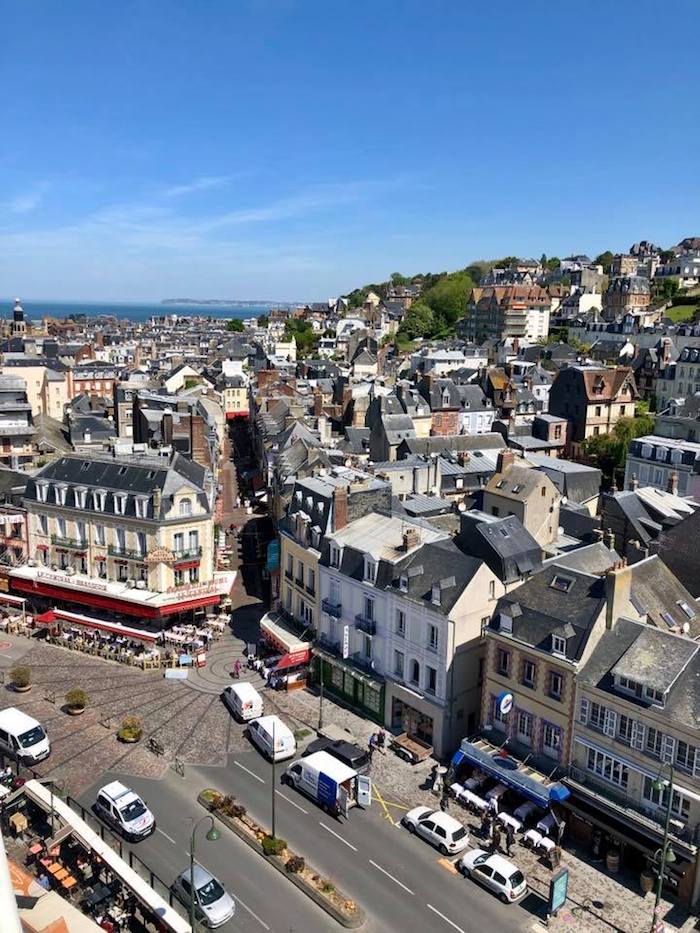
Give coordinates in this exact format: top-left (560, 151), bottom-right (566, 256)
top-left (38, 570), bottom-right (109, 593)
top-left (497, 690), bottom-right (514, 715)
top-left (342, 624), bottom-right (349, 659)
top-left (549, 867), bottom-right (569, 916)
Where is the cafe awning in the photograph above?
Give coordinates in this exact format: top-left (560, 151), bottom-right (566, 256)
top-left (35, 609), bottom-right (159, 643)
top-left (451, 738), bottom-right (570, 807)
top-left (0, 593), bottom-right (26, 608)
top-left (260, 611), bottom-right (311, 655)
top-left (273, 647), bottom-right (311, 671)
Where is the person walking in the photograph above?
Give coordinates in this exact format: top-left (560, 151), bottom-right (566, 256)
top-left (233, 659), bottom-right (241, 679)
top-left (440, 790), bottom-right (450, 813)
top-left (367, 735), bottom-right (376, 764)
top-left (491, 825), bottom-right (502, 854)
top-left (377, 727), bottom-right (386, 755)
top-left (505, 823), bottom-right (515, 857)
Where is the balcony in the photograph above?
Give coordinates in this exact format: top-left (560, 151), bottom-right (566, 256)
top-left (321, 598), bottom-right (342, 619)
top-left (172, 546), bottom-right (202, 561)
top-left (108, 544), bottom-right (147, 561)
top-left (306, 584), bottom-right (316, 596)
top-left (355, 613), bottom-right (377, 636)
top-left (51, 534), bottom-right (88, 551)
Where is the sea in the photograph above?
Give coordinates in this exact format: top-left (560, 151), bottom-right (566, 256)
top-left (0, 298), bottom-right (281, 324)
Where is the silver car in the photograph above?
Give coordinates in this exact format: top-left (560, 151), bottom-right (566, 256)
top-left (172, 864), bottom-right (235, 928)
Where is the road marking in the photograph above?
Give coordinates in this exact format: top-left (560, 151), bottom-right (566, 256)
top-left (427, 904), bottom-right (466, 933)
top-left (318, 821), bottom-right (357, 851)
top-left (437, 856), bottom-right (460, 875)
top-left (155, 827), bottom-right (177, 846)
top-left (373, 784), bottom-right (398, 825)
top-left (235, 894), bottom-right (270, 929)
top-left (234, 760), bottom-right (265, 784)
top-left (368, 859), bottom-right (414, 894)
top-left (275, 789), bottom-right (308, 814)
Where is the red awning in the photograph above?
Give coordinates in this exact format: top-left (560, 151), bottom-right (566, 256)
top-left (35, 608), bottom-right (158, 642)
top-left (0, 593), bottom-right (26, 607)
top-left (273, 647), bottom-right (311, 671)
top-left (174, 561), bottom-right (200, 571)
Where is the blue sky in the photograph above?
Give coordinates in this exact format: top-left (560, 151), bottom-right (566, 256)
top-left (1, 0), bottom-right (699, 302)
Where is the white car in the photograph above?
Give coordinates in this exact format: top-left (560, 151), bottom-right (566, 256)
top-left (94, 781), bottom-right (155, 841)
top-left (458, 849), bottom-right (527, 903)
top-left (172, 864), bottom-right (235, 928)
top-left (402, 806), bottom-right (469, 855)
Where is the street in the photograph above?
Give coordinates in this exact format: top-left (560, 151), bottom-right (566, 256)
top-left (79, 746), bottom-right (544, 933)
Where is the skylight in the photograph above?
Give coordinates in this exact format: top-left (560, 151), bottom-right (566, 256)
top-left (678, 601), bottom-right (696, 620)
top-left (550, 574), bottom-right (574, 593)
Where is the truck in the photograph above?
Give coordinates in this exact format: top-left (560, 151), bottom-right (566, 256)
top-left (282, 749), bottom-right (372, 817)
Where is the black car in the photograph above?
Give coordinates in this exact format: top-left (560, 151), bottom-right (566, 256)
top-left (302, 737), bottom-right (371, 774)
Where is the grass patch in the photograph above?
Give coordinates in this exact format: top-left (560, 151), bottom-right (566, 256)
top-left (294, 728), bottom-right (312, 741)
top-left (666, 304), bottom-right (698, 322)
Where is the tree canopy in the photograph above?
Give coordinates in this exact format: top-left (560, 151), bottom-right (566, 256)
top-left (227, 318), bottom-right (244, 332)
top-left (284, 319), bottom-right (318, 354)
top-left (594, 251), bottom-right (614, 274)
top-left (581, 409), bottom-right (655, 486)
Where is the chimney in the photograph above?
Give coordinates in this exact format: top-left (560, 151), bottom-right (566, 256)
top-left (604, 527), bottom-right (615, 550)
top-left (496, 448), bottom-right (515, 474)
top-left (152, 487), bottom-right (162, 517)
top-left (314, 388), bottom-right (323, 416)
top-left (605, 561), bottom-right (632, 630)
top-left (629, 473), bottom-right (639, 491)
top-left (667, 471), bottom-right (679, 496)
top-left (402, 527), bottom-right (420, 551)
top-left (457, 450), bottom-right (470, 466)
top-left (332, 486), bottom-right (349, 531)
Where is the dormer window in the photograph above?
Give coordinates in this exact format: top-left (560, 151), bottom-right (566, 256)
top-left (93, 490), bottom-right (107, 512)
top-left (364, 557), bottom-right (376, 584)
top-left (135, 497), bottom-right (149, 519)
top-left (74, 487), bottom-right (87, 509)
top-left (645, 686), bottom-right (664, 706)
top-left (179, 498), bottom-right (192, 517)
top-left (431, 584), bottom-right (441, 605)
top-left (399, 575), bottom-right (408, 593)
top-left (114, 493), bottom-right (128, 516)
top-left (36, 481), bottom-right (48, 503)
top-left (330, 544), bottom-right (341, 569)
top-left (55, 484), bottom-right (67, 506)
top-left (552, 635), bottom-right (567, 656)
top-left (550, 574), bottom-right (574, 593)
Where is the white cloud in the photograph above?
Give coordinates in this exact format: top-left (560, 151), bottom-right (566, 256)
top-left (6, 183), bottom-right (49, 214)
top-left (160, 175), bottom-right (233, 198)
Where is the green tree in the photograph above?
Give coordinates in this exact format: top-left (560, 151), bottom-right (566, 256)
top-left (257, 314), bottom-right (269, 327)
top-left (390, 272), bottom-right (410, 286)
top-left (659, 249), bottom-right (675, 263)
top-left (594, 251), bottom-right (614, 274)
top-left (227, 318), bottom-right (244, 332)
top-left (420, 271), bottom-right (473, 329)
top-left (400, 301), bottom-right (435, 339)
top-left (284, 320), bottom-right (318, 355)
top-left (657, 278), bottom-right (680, 300)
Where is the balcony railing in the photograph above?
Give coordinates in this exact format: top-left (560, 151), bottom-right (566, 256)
top-left (321, 598), bottom-right (342, 619)
top-left (355, 613), bottom-right (377, 636)
top-left (172, 546), bottom-right (202, 561)
top-left (51, 534), bottom-right (88, 551)
top-left (108, 544), bottom-right (147, 561)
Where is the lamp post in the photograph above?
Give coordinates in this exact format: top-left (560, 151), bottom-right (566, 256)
top-left (649, 762), bottom-right (676, 933)
top-left (189, 815), bottom-right (220, 932)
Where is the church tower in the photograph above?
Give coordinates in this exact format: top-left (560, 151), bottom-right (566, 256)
top-left (11, 297), bottom-right (26, 338)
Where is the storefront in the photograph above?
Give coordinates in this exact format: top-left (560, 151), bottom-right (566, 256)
top-left (259, 611), bottom-right (312, 689)
top-left (313, 647), bottom-right (385, 726)
top-left (391, 697), bottom-right (434, 746)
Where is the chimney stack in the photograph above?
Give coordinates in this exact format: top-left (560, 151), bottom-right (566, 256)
top-left (314, 388), bottom-right (323, 416)
top-left (332, 486), bottom-right (349, 531)
top-left (402, 527), bottom-right (420, 551)
top-left (152, 487), bottom-right (162, 517)
top-left (667, 471), bottom-right (679, 496)
top-left (605, 560), bottom-right (632, 630)
top-left (629, 473), bottom-right (639, 491)
top-left (604, 527), bottom-right (615, 550)
top-left (496, 448), bottom-right (515, 474)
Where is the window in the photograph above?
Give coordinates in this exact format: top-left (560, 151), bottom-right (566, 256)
top-left (617, 715), bottom-right (634, 746)
top-left (393, 650), bottom-right (404, 678)
top-left (179, 498), bottom-right (192, 517)
top-left (307, 568), bottom-right (315, 593)
top-left (76, 521), bottom-right (86, 544)
top-left (95, 560), bottom-right (107, 579)
top-left (496, 648), bottom-right (510, 676)
top-left (189, 566), bottom-right (199, 583)
top-left (135, 497), bottom-right (149, 519)
top-left (646, 727), bottom-right (663, 759)
top-left (493, 696), bottom-right (508, 727)
top-left (427, 624), bottom-right (438, 652)
top-left (549, 671), bottom-right (563, 699)
top-left (174, 568), bottom-right (185, 586)
top-left (74, 487), bottom-right (87, 509)
top-left (174, 532), bottom-right (184, 553)
top-left (94, 523), bottom-right (105, 546)
top-left (364, 557), bottom-right (376, 583)
top-left (552, 635), bottom-right (566, 656)
top-left (38, 514), bottom-right (48, 535)
top-left (286, 554), bottom-right (293, 576)
top-left (517, 711), bottom-right (533, 745)
top-left (595, 406), bottom-right (602, 417)
top-left (114, 493), bottom-right (127, 516)
top-left (93, 490), bottom-right (106, 511)
top-left (395, 610), bottom-right (406, 638)
top-left (55, 485), bottom-right (67, 506)
top-left (491, 506), bottom-right (500, 517)
top-left (36, 482), bottom-right (48, 503)
top-left (136, 532), bottom-right (146, 556)
top-left (588, 701), bottom-right (606, 731)
top-left (117, 563), bottom-right (128, 582)
top-left (618, 675), bottom-right (643, 698)
top-left (489, 580), bottom-right (496, 600)
top-left (189, 530), bottom-right (199, 553)
top-left (542, 723), bottom-right (561, 757)
top-left (643, 776), bottom-right (690, 820)
top-left (296, 561), bottom-right (304, 585)
top-left (586, 747), bottom-right (629, 788)
top-left (426, 667), bottom-right (437, 695)
top-left (593, 426), bottom-right (600, 436)
top-left (410, 659), bottom-right (420, 685)
top-left (645, 686), bottom-right (664, 705)
top-left (363, 597), bottom-right (374, 622)
top-left (330, 545), bottom-right (341, 569)
top-left (522, 660), bottom-right (536, 688)
top-left (675, 740), bottom-right (697, 773)
top-left (56, 517), bottom-right (66, 538)
top-left (363, 634), bottom-right (372, 659)
top-left (550, 574), bottom-right (574, 593)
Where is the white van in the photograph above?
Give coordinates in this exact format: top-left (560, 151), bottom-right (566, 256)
top-left (247, 715), bottom-right (296, 762)
top-left (0, 708), bottom-right (51, 765)
top-left (222, 683), bottom-right (263, 722)
top-left (94, 781), bottom-right (155, 840)
top-left (284, 750), bottom-right (371, 815)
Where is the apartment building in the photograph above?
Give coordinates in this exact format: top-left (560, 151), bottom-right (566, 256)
top-left (9, 452), bottom-right (230, 628)
top-left (0, 375), bottom-right (36, 469)
top-left (624, 435), bottom-right (700, 498)
top-left (567, 619), bottom-right (700, 905)
top-left (464, 285), bottom-right (551, 343)
top-left (482, 449), bottom-right (561, 547)
top-left (71, 362), bottom-right (123, 400)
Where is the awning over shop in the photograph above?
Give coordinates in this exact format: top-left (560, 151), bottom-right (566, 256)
top-left (452, 738), bottom-right (570, 807)
top-left (273, 647), bottom-right (311, 671)
top-left (260, 611), bottom-right (311, 655)
top-left (313, 644), bottom-right (384, 692)
top-left (35, 609), bottom-right (159, 643)
top-left (0, 593), bottom-right (26, 608)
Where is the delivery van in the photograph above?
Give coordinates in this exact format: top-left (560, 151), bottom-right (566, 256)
top-left (0, 707), bottom-right (51, 764)
top-left (247, 715), bottom-right (296, 762)
top-left (283, 749), bottom-right (372, 816)
top-left (222, 682), bottom-right (264, 722)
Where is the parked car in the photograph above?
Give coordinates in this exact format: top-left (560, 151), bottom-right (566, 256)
top-left (302, 737), bottom-right (370, 774)
top-left (94, 781), bottom-right (155, 840)
top-left (0, 708), bottom-right (50, 765)
top-left (172, 864), bottom-right (235, 928)
top-left (458, 849), bottom-right (527, 903)
top-left (221, 682), bottom-right (263, 721)
top-left (402, 806), bottom-right (469, 855)
top-left (247, 715), bottom-right (296, 762)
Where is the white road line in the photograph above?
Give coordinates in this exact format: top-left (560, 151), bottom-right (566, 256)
top-left (368, 859), bottom-right (414, 895)
top-left (155, 827), bottom-right (177, 846)
top-left (275, 789), bottom-right (308, 814)
top-left (234, 760), bottom-right (266, 784)
top-left (318, 821), bottom-right (358, 851)
top-left (235, 894), bottom-right (270, 930)
top-left (427, 903), bottom-right (466, 933)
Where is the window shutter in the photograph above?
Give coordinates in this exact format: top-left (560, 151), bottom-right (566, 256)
top-left (579, 697), bottom-right (589, 725)
top-left (661, 735), bottom-right (676, 763)
top-left (631, 721), bottom-right (645, 750)
top-left (603, 709), bottom-right (617, 737)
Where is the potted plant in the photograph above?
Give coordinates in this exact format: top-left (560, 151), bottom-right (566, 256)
top-left (65, 688), bottom-right (89, 715)
top-left (117, 714), bottom-right (143, 743)
top-left (10, 666), bottom-right (31, 693)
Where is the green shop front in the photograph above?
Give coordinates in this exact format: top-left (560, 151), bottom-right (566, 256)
top-left (313, 645), bottom-right (385, 725)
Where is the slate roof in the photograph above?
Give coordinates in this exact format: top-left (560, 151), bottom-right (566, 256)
top-left (525, 454), bottom-right (602, 504)
top-left (627, 555), bottom-right (700, 635)
top-left (381, 414), bottom-right (417, 445)
top-left (544, 542), bottom-right (619, 575)
top-left (400, 432), bottom-right (503, 458)
top-left (611, 627), bottom-right (698, 694)
top-left (389, 539), bottom-right (484, 615)
top-left (457, 512), bottom-right (542, 584)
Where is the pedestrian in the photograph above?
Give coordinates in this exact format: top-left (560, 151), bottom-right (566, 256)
top-left (481, 811), bottom-right (491, 840)
top-left (368, 734), bottom-right (377, 764)
top-left (489, 794), bottom-right (499, 815)
top-left (505, 823), bottom-right (515, 857)
top-left (491, 825), bottom-right (502, 854)
top-left (377, 727), bottom-right (386, 755)
top-left (233, 659), bottom-right (241, 679)
top-left (440, 790), bottom-right (449, 813)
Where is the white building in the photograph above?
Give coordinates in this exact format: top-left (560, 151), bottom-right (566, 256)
top-left (625, 434), bottom-right (700, 498)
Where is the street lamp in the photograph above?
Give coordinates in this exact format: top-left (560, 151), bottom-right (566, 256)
top-left (189, 815), bottom-right (220, 932)
top-left (649, 762), bottom-right (676, 933)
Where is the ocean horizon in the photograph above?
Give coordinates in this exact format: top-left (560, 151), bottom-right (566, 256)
top-left (0, 298), bottom-right (281, 323)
